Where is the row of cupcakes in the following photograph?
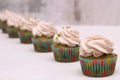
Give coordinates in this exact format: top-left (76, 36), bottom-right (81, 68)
top-left (0, 10), bottom-right (118, 77)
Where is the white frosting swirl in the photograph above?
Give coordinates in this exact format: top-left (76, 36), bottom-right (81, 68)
top-left (20, 17), bottom-right (39, 31)
top-left (32, 21), bottom-right (57, 37)
top-left (0, 11), bottom-right (10, 21)
top-left (7, 18), bottom-right (23, 27)
top-left (0, 10), bottom-right (25, 27)
top-left (7, 14), bottom-right (25, 28)
top-left (80, 35), bottom-right (114, 57)
top-left (53, 26), bottom-right (80, 47)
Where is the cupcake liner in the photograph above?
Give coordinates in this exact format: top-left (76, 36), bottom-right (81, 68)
top-left (2, 27), bottom-right (7, 33)
top-left (18, 30), bottom-right (33, 44)
top-left (1, 21), bottom-right (7, 33)
top-left (0, 20), bottom-right (2, 29)
top-left (32, 38), bottom-right (53, 52)
top-left (51, 45), bottom-right (79, 62)
top-left (79, 54), bottom-right (117, 77)
top-left (7, 27), bottom-right (19, 38)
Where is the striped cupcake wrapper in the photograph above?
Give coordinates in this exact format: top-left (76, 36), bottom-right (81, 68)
top-left (7, 27), bottom-right (19, 38)
top-left (1, 21), bottom-right (7, 33)
top-left (51, 45), bottom-right (80, 62)
top-left (0, 21), bottom-right (2, 29)
top-left (2, 27), bottom-right (7, 33)
top-left (32, 38), bottom-right (53, 52)
top-left (18, 31), bottom-right (33, 44)
top-left (79, 54), bottom-right (117, 77)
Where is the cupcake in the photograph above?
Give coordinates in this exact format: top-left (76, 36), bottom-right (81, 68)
top-left (79, 35), bottom-right (117, 77)
top-left (0, 13), bottom-right (2, 29)
top-left (32, 21), bottom-right (57, 52)
top-left (18, 17), bottom-right (39, 44)
top-left (52, 26), bottom-right (80, 62)
top-left (0, 16), bottom-right (2, 29)
top-left (0, 12), bottom-right (9, 33)
top-left (7, 13), bottom-right (24, 38)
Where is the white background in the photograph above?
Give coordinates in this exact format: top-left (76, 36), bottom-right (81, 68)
top-left (0, 26), bottom-right (120, 80)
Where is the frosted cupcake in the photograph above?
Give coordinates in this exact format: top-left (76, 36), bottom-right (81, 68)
top-left (18, 17), bottom-right (39, 44)
top-left (0, 11), bottom-right (9, 33)
top-left (32, 21), bottom-right (57, 52)
top-left (0, 14), bottom-right (2, 29)
top-left (52, 26), bottom-right (80, 62)
top-left (0, 13), bottom-right (2, 29)
top-left (7, 13), bottom-right (24, 38)
top-left (79, 35), bottom-right (117, 77)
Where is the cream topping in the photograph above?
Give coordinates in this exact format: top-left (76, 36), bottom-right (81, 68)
top-left (0, 10), bottom-right (25, 28)
top-left (80, 35), bottom-right (114, 57)
top-left (0, 11), bottom-right (9, 21)
top-left (20, 17), bottom-right (39, 31)
top-left (53, 26), bottom-right (80, 47)
top-left (7, 14), bottom-right (25, 28)
top-left (32, 21), bottom-right (57, 37)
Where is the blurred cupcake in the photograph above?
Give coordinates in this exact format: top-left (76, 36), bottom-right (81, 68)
top-left (18, 17), bottom-right (39, 44)
top-left (7, 13), bottom-right (24, 38)
top-left (32, 21), bottom-right (57, 52)
top-left (0, 13), bottom-right (2, 29)
top-left (0, 16), bottom-right (2, 29)
top-left (52, 26), bottom-right (80, 62)
top-left (0, 11), bottom-right (9, 33)
top-left (79, 35), bottom-right (117, 77)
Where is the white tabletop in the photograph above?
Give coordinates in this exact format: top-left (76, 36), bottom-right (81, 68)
top-left (0, 26), bottom-right (120, 80)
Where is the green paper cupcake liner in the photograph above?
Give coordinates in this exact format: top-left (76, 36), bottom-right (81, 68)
top-left (32, 37), bottom-right (53, 52)
top-left (18, 30), bottom-right (33, 44)
top-left (51, 45), bottom-right (80, 62)
top-left (1, 21), bottom-right (7, 33)
top-left (0, 20), bottom-right (2, 29)
top-left (7, 27), bottom-right (19, 38)
top-left (2, 27), bottom-right (7, 33)
top-left (79, 54), bottom-right (117, 77)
